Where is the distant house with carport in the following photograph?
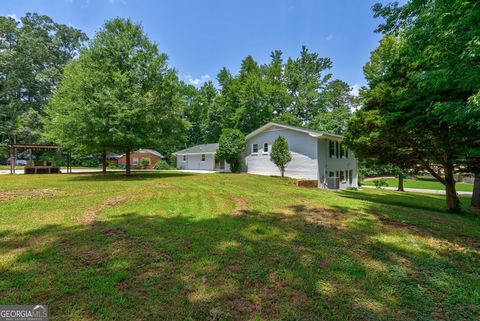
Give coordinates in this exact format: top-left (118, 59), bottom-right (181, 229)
top-left (118, 149), bottom-right (164, 169)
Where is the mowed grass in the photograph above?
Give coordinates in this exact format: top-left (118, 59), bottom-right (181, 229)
top-left (0, 172), bottom-right (479, 321)
top-left (363, 177), bottom-right (474, 192)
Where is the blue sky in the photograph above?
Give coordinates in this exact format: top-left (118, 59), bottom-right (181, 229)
top-left (1, 0), bottom-right (392, 92)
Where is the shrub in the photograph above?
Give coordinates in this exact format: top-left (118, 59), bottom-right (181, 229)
top-left (140, 157), bottom-right (151, 169)
top-left (346, 186), bottom-right (358, 191)
top-left (373, 179), bottom-right (388, 189)
top-left (270, 136), bottom-right (292, 177)
top-left (153, 160), bottom-right (172, 170)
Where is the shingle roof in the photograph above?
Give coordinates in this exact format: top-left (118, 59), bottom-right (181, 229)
top-left (246, 122), bottom-right (343, 140)
top-left (174, 143), bottom-right (219, 155)
top-left (136, 149), bottom-right (164, 158)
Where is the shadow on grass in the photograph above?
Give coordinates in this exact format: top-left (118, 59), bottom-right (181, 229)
top-left (338, 189), bottom-right (472, 214)
top-left (66, 171), bottom-right (194, 182)
top-left (1, 203), bottom-right (479, 320)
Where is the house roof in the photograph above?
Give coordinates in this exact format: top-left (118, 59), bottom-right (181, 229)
top-left (136, 149), bottom-right (164, 158)
top-left (174, 143), bottom-right (219, 155)
top-left (245, 122), bottom-right (343, 140)
top-left (118, 149), bottom-right (164, 158)
top-left (106, 152), bottom-right (121, 159)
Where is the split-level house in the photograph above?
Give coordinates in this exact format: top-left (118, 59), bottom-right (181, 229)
top-left (174, 122), bottom-right (358, 189)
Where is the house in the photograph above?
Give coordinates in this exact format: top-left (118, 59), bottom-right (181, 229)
top-left (174, 143), bottom-right (230, 171)
top-left (106, 152), bottom-right (121, 165)
top-left (173, 122), bottom-right (358, 189)
top-left (117, 149), bottom-right (164, 169)
top-left (244, 122), bottom-right (358, 188)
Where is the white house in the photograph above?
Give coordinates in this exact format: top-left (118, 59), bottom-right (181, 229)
top-left (243, 122), bottom-right (358, 189)
top-left (174, 122), bottom-right (358, 189)
top-left (174, 143), bottom-right (230, 171)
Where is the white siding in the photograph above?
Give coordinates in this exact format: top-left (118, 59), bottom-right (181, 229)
top-left (317, 138), bottom-right (358, 188)
top-left (176, 154), bottom-right (231, 172)
top-left (244, 126), bottom-right (319, 180)
top-left (177, 154), bottom-right (215, 170)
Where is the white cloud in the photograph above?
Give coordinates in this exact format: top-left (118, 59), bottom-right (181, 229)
top-left (325, 34), bottom-right (334, 41)
top-left (7, 14), bottom-right (19, 22)
top-left (350, 84), bottom-right (361, 97)
top-left (184, 74), bottom-right (211, 87)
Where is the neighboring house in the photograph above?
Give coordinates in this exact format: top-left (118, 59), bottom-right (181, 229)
top-left (117, 149), bottom-right (164, 169)
top-left (244, 122), bottom-right (358, 188)
top-left (174, 143), bottom-right (230, 171)
top-left (173, 122), bottom-right (358, 189)
top-left (106, 152), bottom-right (121, 165)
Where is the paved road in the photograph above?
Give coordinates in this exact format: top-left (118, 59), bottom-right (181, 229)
top-left (0, 168), bottom-right (217, 175)
top-left (362, 185), bottom-right (472, 197)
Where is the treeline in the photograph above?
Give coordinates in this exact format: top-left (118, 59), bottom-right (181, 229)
top-left (180, 48), bottom-right (358, 147)
top-left (0, 13), bottom-right (358, 163)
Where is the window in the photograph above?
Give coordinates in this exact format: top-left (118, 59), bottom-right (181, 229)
top-left (182, 155), bottom-right (186, 162)
top-left (336, 171), bottom-right (339, 178)
top-left (263, 143), bottom-right (269, 153)
top-left (329, 171), bottom-right (335, 177)
top-left (252, 144), bottom-right (258, 155)
top-left (349, 170), bottom-right (353, 184)
top-left (133, 157), bottom-right (139, 165)
top-left (329, 140), bottom-right (335, 158)
top-left (201, 154), bottom-right (206, 162)
top-left (336, 142), bottom-right (340, 158)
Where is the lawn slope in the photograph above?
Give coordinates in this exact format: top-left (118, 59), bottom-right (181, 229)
top-left (0, 172), bottom-right (479, 320)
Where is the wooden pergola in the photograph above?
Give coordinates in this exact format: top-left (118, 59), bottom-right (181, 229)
top-left (8, 143), bottom-right (73, 174)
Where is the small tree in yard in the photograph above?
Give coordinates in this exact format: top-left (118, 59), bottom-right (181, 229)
top-left (140, 157), bottom-right (150, 169)
top-left (216, 129), bottom-right (246, 173)
top-left (270, 136), bottom-right (292, 177)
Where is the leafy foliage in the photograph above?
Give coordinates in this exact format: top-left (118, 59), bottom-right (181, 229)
top-left (0, 13), bottom-right (87, 150)
top-left (216, 128), bottom-right (246, 173)
top-left (345, 0), bottom-right (480, 212)
top-left (45, 18), bottom-right (186, 175)
top-left (270, 136), bottom-right (292, 177)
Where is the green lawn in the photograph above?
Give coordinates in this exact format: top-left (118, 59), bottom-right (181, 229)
top-left (0, 172), bottom-right (479, 320)
top-left (363, 177), bottom-right (474, 192)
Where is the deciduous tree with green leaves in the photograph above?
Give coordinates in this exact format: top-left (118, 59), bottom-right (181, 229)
top-left (45, 18), bottom-right (186, 176)
top-left (0, 13), bottom-right (86, 151)
top-left (346, 0), bottom-right (480, 212)
top-left (270, 136), bottom-right (292, 177)
top-left (216, 129), bottom-right (246, 173)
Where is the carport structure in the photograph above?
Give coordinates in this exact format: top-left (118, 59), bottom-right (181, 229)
top-left (8, 143), bottom-right (73, 174)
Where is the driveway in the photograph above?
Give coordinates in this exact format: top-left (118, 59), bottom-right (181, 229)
top-left (362, 185), bottom-right (473, 197)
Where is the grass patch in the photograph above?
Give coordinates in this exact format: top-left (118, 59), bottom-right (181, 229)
top-left (363, 177), bottom-right (473, 192)
top-left (0, 172), bottom-right (479, 320)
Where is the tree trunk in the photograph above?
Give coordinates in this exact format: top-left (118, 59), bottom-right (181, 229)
top-left (125, 148), bottom-right (131, 176)
top-left (101, 149), bottom-right (107, 174)
top-left (281, 167), bottom-right (285, 177)
top-left (471, 172), bottom-right (480, 210)
top-left (444, 166), bottom-right (460, 213)
top-left (398, 173), bottom-right (404, 192)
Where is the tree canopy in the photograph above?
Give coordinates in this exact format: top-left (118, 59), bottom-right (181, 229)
top-left (45, 18), bottom-right (186, 175)
top-left (0, 13), bottom-right (87, 150)
top-left (216, 128), bottom-right (246, 173)
top-left (345, 0), bottom-right (480, 212)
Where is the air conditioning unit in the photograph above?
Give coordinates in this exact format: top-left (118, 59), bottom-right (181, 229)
top-left (326, 177), bottom-right (340, 189)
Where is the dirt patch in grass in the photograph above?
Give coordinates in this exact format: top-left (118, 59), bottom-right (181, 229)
top-left (0, 189), bottom-right (62, 201)
top-left (0, 192), bottom-right (14, 201)
top-left (231, 196), bottom-right (251, 216)
top-left (76, 195), bottom-right (128, 225)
